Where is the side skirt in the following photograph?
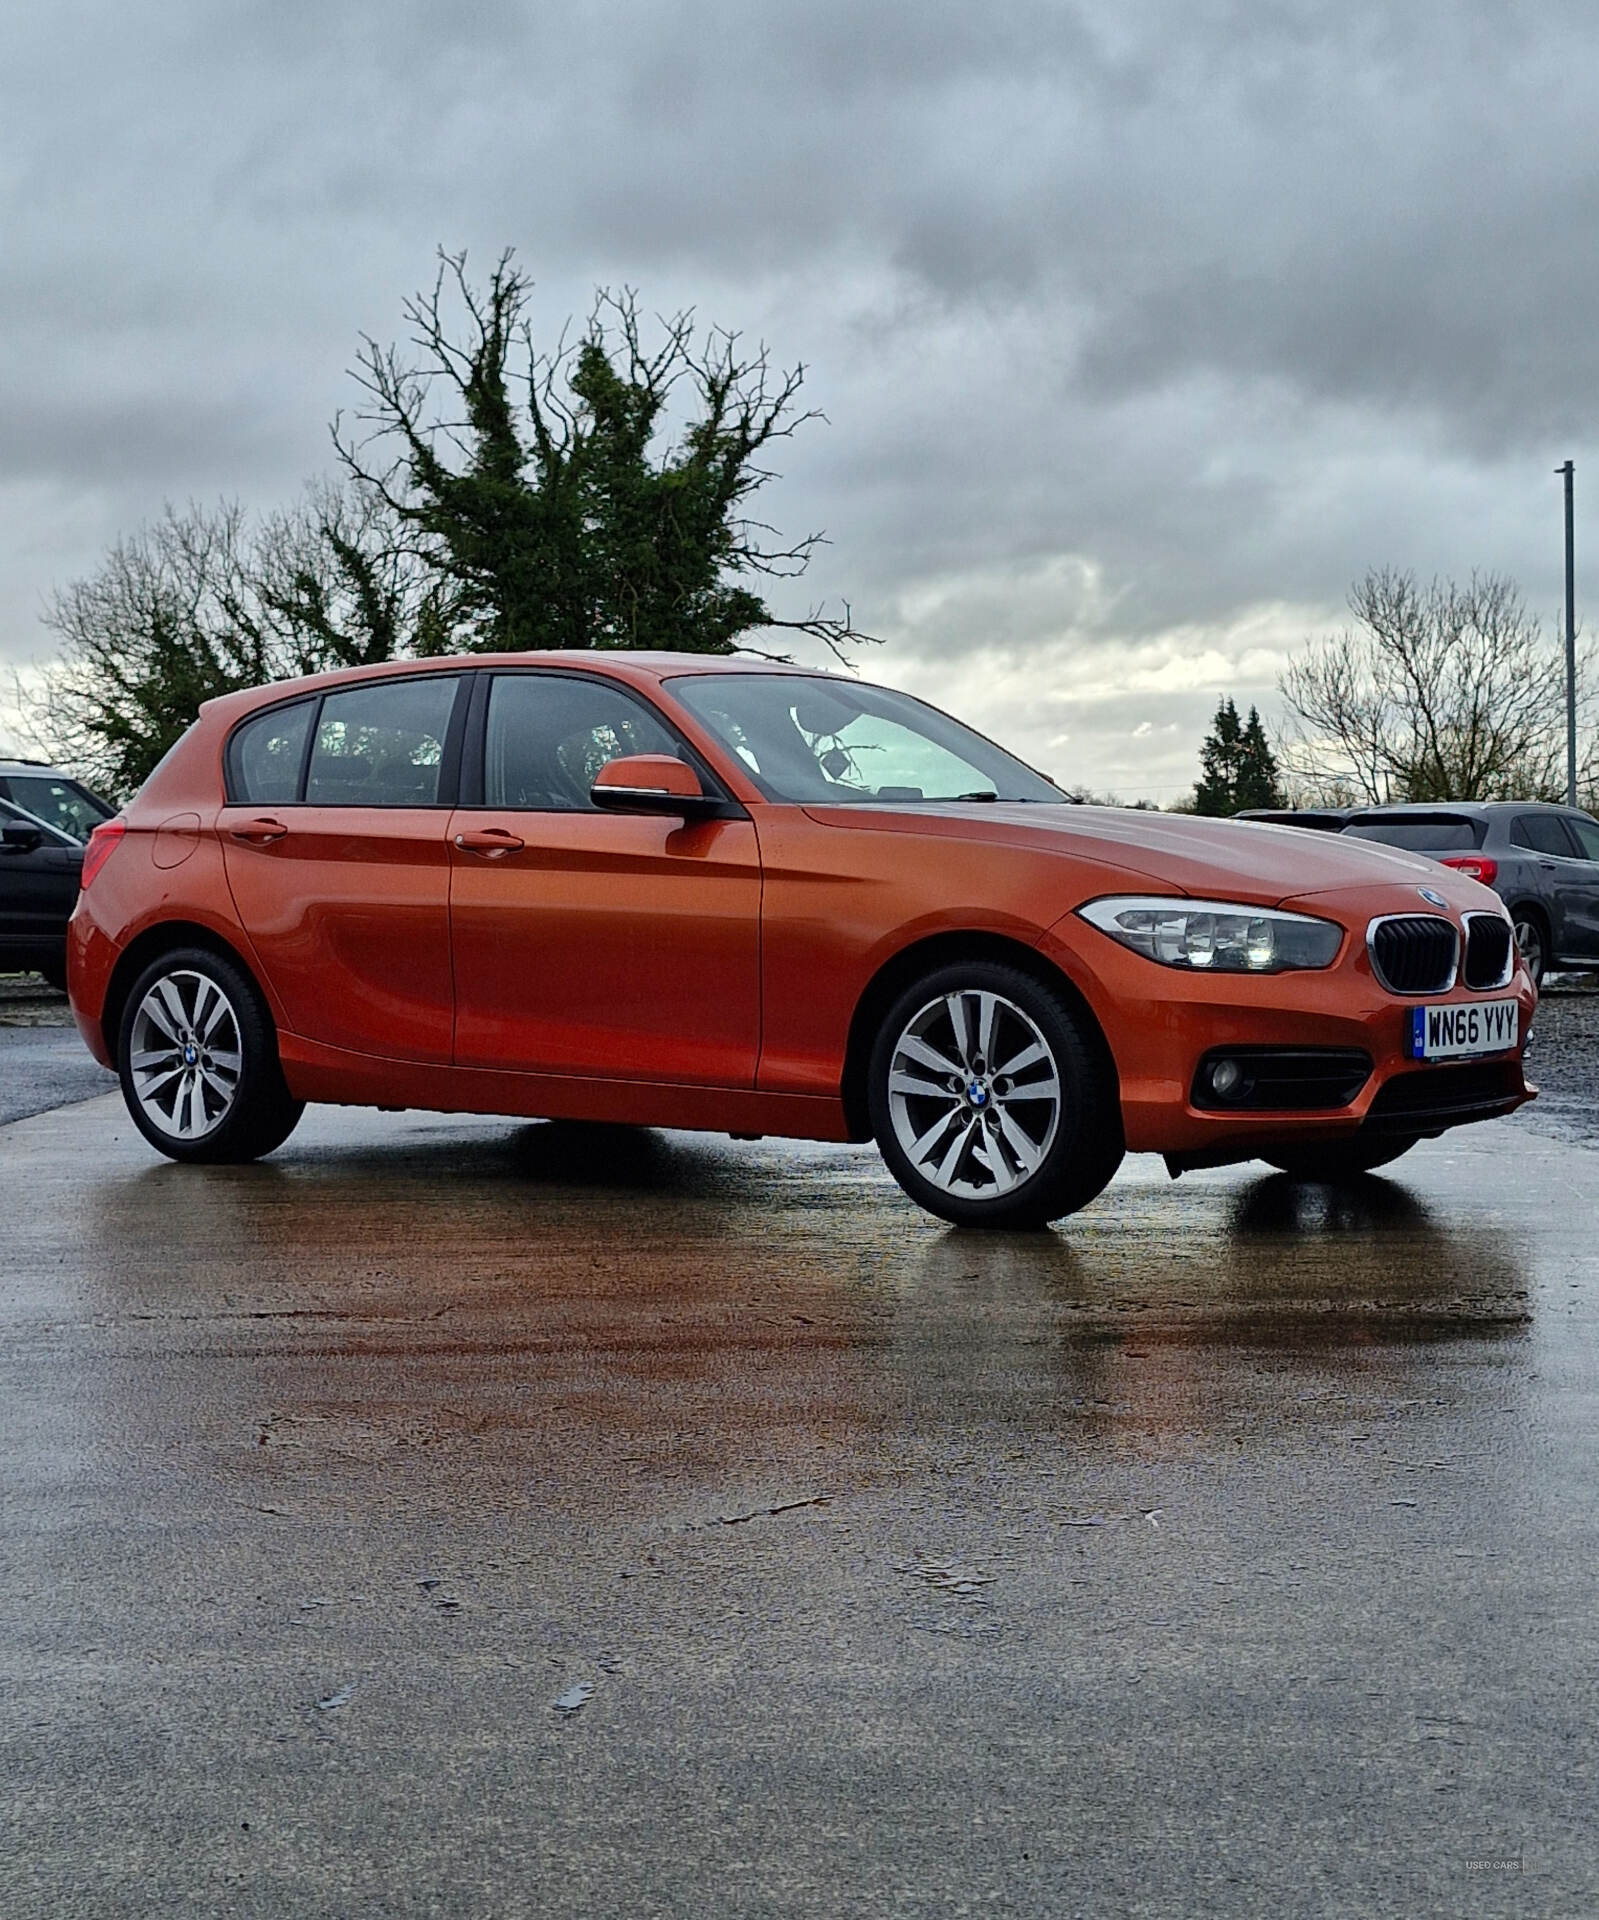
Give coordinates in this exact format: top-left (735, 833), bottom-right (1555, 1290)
top-left (276, 1031), bottom-right (853, 1143)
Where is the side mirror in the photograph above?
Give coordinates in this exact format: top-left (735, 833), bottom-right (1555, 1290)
top-left (591, 755), bottom-right (726, 819)
top-left (1, 823), bottom-right (44, 854)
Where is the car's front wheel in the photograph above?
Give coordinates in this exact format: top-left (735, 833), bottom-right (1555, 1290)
top-left (117, 947), bottom-right (304, 1163)
top-left (868, 961), bottom-right (1123, 1229)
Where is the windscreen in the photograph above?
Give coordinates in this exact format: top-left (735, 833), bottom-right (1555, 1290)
top-left (667, 673), bottom-right (1063, 806)
top-left (1343, 819), bottom-right (1483, 852)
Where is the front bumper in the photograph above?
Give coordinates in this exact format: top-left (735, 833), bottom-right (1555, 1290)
top-left (1042, 894), bottom-right (1536, 1168)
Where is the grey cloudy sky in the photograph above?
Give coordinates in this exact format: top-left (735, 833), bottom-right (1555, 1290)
top-left (4, 0), bottom-right (1597, 797)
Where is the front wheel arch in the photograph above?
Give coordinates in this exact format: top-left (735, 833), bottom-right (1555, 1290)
top-left (840, 932), bottom-right (1119, 1142)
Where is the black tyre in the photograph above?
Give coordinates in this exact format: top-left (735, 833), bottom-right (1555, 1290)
top-left (1510, 907), bottom-right (1547, 989)
top-left (1262, 1134), bottom-right (1420, 1180)
top-left (867, 960), bottom-right (1123, 1229)
top-left (117, 945), bottom-right (304, 1164)
top-left (38, 955), bottom-right (68, 993)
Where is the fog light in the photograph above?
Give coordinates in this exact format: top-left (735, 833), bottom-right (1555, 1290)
top-left (1208, 1058), bottom-right (1245, 1100)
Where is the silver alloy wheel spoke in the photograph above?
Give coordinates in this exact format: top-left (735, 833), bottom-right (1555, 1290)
top-left (974, 992), bottom-right (999, 1067)
top-left (129, 969), bottom-right (243, 1143)
top-left (898, 1033), bottom-right (966, 1080)
top-left (887, 989), bottom-right (1063, 1202)
top-left (944, 993), bottom-right (974, 1067)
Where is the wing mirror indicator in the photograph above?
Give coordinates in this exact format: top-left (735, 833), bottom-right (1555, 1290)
top-left (590, 755), bottom-right (725, 819)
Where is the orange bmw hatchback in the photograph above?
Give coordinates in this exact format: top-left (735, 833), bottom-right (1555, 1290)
top-left (68, 653), bottom-right (1535, 1227)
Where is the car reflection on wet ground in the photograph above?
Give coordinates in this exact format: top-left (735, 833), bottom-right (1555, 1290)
top-left (3, 1092), bottom-right (1596, 1916)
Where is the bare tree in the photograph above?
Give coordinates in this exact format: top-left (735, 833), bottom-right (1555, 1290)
top-left (334, 249), bottom-right (873, 661)
top-left (1278, 568), bottom-right (1596, 805)
top-left (33, 488), bottom-right (445, 797)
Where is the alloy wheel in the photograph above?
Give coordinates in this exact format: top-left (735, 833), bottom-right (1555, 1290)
top-left (128, 968), bottom-right (244, 1141)
top-left (1512, 915), bottom-right (1545, 987)
top-left (885, 989), bottom-right (1063, 1201)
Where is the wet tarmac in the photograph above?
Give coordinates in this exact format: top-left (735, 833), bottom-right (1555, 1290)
top-left (2, 1092), bottom-right (1597, 1917)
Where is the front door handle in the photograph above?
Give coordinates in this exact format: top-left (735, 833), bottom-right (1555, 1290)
top-left (230, 817), bottom-right (289, 845)
top-left (454, 827), bottom-right (526, 858)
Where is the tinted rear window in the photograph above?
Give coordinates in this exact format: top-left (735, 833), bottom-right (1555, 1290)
top-left (305, 677), bottom-right (461, 808)
top-left (1343, 819), bottom-right (1483, 852)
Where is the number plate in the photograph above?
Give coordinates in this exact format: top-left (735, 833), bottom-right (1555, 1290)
top-left (1406, 999), bottom-right (1520, 1060)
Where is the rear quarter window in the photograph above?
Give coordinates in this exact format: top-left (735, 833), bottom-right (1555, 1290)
top-left (1511, 814), bottom-right (1580, 857)
top-left (227, 700), bottom-right (315, 805)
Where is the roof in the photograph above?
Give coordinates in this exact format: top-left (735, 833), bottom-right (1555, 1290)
top-left (196, 649), bottom-right (848, 725)
top-left (1351, 800), bottom-right (1590, 819)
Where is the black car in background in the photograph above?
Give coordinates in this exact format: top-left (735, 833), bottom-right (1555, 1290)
top-left (0, 795), bottom-right (87, 990)
top-left (1242, 800), bottom-right (1599, 986)
top-left (0, 759), bottom-right (114, 843)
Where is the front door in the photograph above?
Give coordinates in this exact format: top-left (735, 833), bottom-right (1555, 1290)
top-left (448, 672), bottom-right (760, 1085)
top-left (219, 673), bottom-right (465, 1063)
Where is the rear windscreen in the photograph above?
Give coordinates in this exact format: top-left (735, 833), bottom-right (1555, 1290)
top-left (1343, 819), bottom-right (1483, 852)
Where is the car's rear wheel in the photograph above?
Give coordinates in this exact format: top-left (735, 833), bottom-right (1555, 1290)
top-left (117, 947), bottom-right (303, 1163)
top-left (868, 961), bottom-right (1123, 1229)
top-left (1510, 907), bottom-right (1547, 988)
top-left (1262, 1135), bottom-right (1420, 1180)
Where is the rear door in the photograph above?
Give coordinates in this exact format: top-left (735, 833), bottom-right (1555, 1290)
top-left (218, 673), bottom-right (467, 1063)
top-left (1511, 812), bottom-right (1588, 960)
top-left (447, 670), bottom-right (761, 1085)
top-left (1561, 813), bottom-right (1599, 958)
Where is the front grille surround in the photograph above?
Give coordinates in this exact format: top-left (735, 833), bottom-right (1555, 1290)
top-left (1462, 911), bottom-right (1515, 990)
top-left (1367, 914), bottom-right (1459, 995)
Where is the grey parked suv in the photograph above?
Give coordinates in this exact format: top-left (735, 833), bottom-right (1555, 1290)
top-left (1338, 802), bottom-right (1599, 987)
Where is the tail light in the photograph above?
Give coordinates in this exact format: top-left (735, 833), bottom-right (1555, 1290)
top-left (1439, 854), bottom-right (1499, 886)
top-left (80, 819), bottom-right (127, 889)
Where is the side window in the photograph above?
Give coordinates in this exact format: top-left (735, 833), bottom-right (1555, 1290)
top-left (1511, 814), bottom-right (1579, 857)
top-left (483, 676), bottom-right (680, 811)
top-left (3, 777), bottom-right (111, 842)
top-left (305, 677), bottom-right (460, 808)
top-left (1566, 816), bottom-right (1599, 861)
top-left (229, 701), bottom-right (314, 805)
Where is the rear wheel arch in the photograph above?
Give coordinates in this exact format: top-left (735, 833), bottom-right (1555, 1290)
top-left (840, 931), bottom-right (1119, 1142)
top-left (103, 922), bottom-right (272, 1070)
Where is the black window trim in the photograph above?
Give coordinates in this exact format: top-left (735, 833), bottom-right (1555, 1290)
top-left (456, 666), bottom-right (746, 818)
top-left (223, 671), bottom-right (473, 810)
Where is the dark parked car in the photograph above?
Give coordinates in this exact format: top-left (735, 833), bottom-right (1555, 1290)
top-left (0, 758), bottom-right (115, 843)
top-left (1337, 802), bottom-right (1599, 987)
top-left (0, 795), bottom-right (86, 989)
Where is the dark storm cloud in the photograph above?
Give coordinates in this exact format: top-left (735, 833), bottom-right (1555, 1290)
top-left (4, 0), bottom-right (1597, 788)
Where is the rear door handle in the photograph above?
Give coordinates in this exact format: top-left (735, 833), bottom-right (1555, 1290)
top-left (454, 827), bottom-right (525, 858)
top-left (230, 817), bottom-right (289, 845)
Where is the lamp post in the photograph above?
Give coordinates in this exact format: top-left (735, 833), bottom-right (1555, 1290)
top-left (1558, 459), bottom-right (1577, 807)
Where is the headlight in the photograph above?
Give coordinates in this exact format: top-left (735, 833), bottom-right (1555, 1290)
top-left (1077, 896), bottom-right (1343, 973)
